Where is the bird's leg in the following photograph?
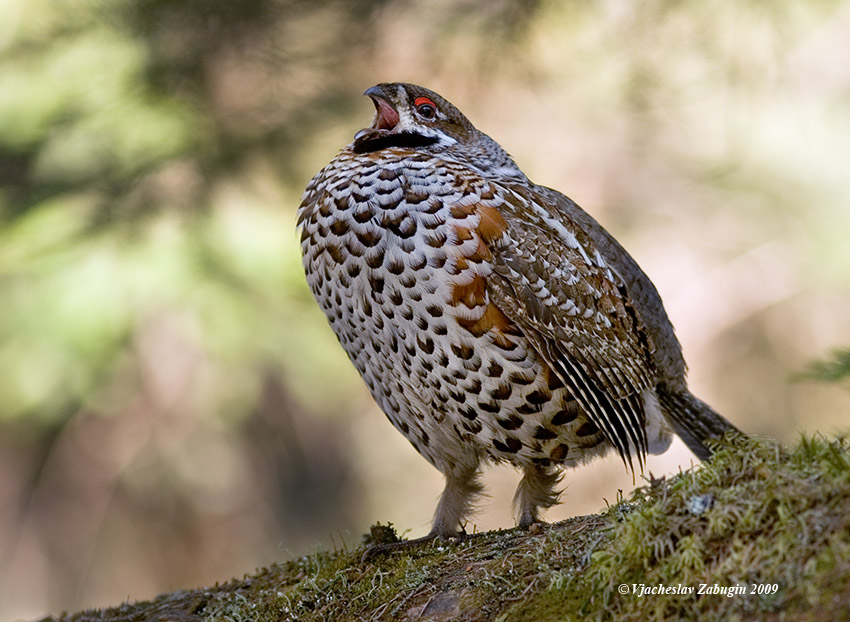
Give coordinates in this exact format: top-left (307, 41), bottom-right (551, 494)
top-left (362, 463), bottom-right (482, 561)
top-left (514, 464), bottom-right (562, 528)
top-left (429, 462), bottom-right (484, 538)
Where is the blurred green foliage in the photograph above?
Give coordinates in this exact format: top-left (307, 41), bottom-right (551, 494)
top-left (802, 350), bottom-right (850, 385)
top-left (0, 0), bottom-right (354, 426)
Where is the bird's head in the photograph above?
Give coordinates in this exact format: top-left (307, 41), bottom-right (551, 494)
top-left (353, 83), bottom-right (473, 153)
top-left (352, 82), bottom-right (525, 180)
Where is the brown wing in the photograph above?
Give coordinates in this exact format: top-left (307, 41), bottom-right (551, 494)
top-left (478, 184), bottom-right (657, 469)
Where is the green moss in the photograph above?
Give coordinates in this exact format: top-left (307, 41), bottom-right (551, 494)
top-left (42, 435), bottom-right (850, 622)
top-left (514, 434), bottom-right (850, 621)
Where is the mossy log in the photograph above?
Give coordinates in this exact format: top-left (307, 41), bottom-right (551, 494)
top-left (40, 435), bottom-right (850, 621)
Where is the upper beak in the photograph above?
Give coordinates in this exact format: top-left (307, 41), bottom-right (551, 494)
top-left (364, 85), bottom-right (399, 131)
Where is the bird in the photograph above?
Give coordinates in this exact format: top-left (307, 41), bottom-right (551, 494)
top-left (297, 82), bottom-right (741, 542)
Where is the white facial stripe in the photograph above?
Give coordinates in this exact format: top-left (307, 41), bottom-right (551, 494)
top-left (393, 108), bottom-right (457, 146)
top-left (421, 127), bottom-right (457, 147)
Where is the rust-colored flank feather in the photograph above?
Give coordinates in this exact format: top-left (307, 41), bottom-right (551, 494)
top-left (477, 204), bottom-right (508, 242)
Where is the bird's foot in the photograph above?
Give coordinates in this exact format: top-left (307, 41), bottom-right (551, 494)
top-left (360, 525), bottom-right (466, 563)
top-left (517, 511), bottom-right (548, 534)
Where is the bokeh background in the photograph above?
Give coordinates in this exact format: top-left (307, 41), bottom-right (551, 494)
top-left (1, 0), bottom-right (849, 619)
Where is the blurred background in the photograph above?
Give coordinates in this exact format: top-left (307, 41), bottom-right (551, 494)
top-left (1, 0), bottom-right (849, 619)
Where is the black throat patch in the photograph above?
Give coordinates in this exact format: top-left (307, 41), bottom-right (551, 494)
top-left (352, 131), bottom-right (439, 154)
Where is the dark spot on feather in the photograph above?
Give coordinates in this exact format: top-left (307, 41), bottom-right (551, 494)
top-left (369, 276), bottom-right (384, 294)
top-left (430, 254), bottom-right (447, 269)
top-left (464, 378), bottom-right (482, 394)
top-left (330, 220), bottom-right (348, 236)
top-left (366, 253), bottom-right (383, 269)
top-left (493, 436), bottom-right (521, 453)
top-left (326, 244), bottom-right (345, 265)
top-left (508, 372), bottom-right (535, 385)
top-left (345, 240), bottom-right (364, 257)
top-left (463, 356), bottom-right (481, 372)
top-left (549, 444), bottom-right (569, 462)
top-left (356, 230), bottom-right (381, 248)
top-left (545, 367), bottom-right (565, 390)
top-left (389, 217), bottom-right (417, 239)
top-left (491, 384), bottom-right (513, 400)
top-left (417, 336), bottom-right (435, 354)
top-left (426, 304), bottom-right (444, 318)
top-left (525, 390), bottom-right (550, 405)
top-left (576, 421), bottom-right (600, 437)
top-left (353, 208), bottom-right (374, 223)
top-left (404, 188), bottom-right (429, 204)
top-left (400, 272), bottom-right (417, 288)
top-left (449, 389), bottom-right (466, 403)
top-left (551, 409), bottom-right (578, 426)
top-left (462, 419), bottom-right (482, 434)
top-left (451, 343), bottom-right (475, 360)
top-left (424, 198), bottom-right (443, 215)
top-left (533, 426), bottom-right (557, 440)
top-left (409, 253), bottom-right (427, 270)
top-left (386, 256), bottom-right (404, 275)
top-left (517, 402), bottom-right (542, 415)
top-left (497, 415), bottom-right (523, 430)
top-left (486, 361), bottom-right (504, 378)
top-left (427, 231), bottom-right (447, 248)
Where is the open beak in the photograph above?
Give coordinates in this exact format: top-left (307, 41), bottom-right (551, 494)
top-left (363, 85), bottom-right (399, 131)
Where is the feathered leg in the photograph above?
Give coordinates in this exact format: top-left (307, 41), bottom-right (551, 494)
top-left (514, 464), bottom-right (562, 528)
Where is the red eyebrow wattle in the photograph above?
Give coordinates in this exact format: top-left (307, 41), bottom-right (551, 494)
top-left (414, 97), bottom-right (436, 108)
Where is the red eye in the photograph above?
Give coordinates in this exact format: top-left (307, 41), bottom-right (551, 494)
top-left (414, 97), bottom-right (437, 119)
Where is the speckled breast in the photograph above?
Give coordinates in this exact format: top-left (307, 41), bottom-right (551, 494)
top-left (297, 147), bottom-right (609, 471)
